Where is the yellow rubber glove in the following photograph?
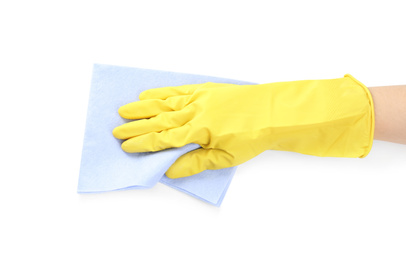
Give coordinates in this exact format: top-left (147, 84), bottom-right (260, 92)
top-left (113, 74), bottom-right (374, 179)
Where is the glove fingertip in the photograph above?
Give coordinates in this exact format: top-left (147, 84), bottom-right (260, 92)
top-left (165, 163), bottom-right (199, 179)
top-left (118, 105), bottom-right (130, 118)
top-left (138, 90), bottom-right (151, 100)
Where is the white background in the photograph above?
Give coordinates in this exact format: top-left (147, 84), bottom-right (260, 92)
top-left (1, 0), bottom-right (405, 259)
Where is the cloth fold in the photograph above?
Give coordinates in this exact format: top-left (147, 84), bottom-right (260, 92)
top-left (78, 64), bottom-right (254, 206)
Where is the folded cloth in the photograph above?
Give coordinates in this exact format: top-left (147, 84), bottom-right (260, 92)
top-left (78, 64), bottom-right (254, 206)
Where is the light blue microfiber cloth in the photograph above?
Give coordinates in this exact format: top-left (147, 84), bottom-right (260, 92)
top-left (78, 64), bottom-right (254, 206)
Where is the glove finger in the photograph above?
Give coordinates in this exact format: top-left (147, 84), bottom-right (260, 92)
top-left (120, 124), bottom-right (193, 153)
top-left (113, 109), bottom-right (191, 139)
top-left (165, 148), bottom-right (234, 179)
top-left (139, 82), bottom-right (239, 100)
top-left (139, 84), bottom-right (206, 100)
top-left (118, 95), bottom-right (190, 119)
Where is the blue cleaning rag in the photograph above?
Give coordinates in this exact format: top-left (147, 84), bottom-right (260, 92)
top-left (78, 64), bottom-right (254, 206)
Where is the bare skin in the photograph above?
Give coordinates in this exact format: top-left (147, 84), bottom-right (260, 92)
top-left (368, 86), bottom-right (406, 145)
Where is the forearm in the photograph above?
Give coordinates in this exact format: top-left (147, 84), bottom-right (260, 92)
top-left (368, 85), bottom-right (406, 144)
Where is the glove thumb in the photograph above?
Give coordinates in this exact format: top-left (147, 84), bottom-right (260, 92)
top-left (165, 148), bottom-right (233, 179)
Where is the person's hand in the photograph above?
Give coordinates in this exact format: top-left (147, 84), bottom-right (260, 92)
top-left (113, 75), bottom-right (374, 178)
